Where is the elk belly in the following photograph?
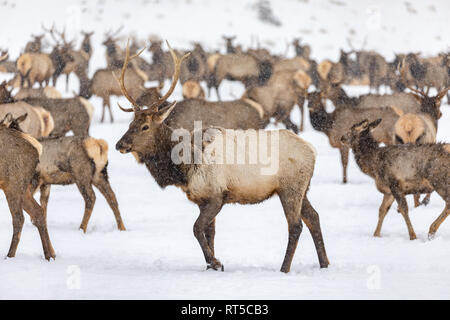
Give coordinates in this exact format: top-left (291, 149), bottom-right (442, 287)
top-left (223, 164), bottom-right (279, 204)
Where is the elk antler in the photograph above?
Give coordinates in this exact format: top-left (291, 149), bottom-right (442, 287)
top-left (0, 53), bottom-right (8, 63)
top-left (115, 40), bottom-right (190, 114)
top-left (105, 25), bottom-right (124, 40)
top-left (42, 23), bottom-right (61, 45)
top-left (113, 39), bottom-right (147, 112)
top-left (398, 58), bottom-right (427, 97)
top-left (145, 41), bottom-right (190, 112)
top-left (437, 86), bottom-right (450, 99)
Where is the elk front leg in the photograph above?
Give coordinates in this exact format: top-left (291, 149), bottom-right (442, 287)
top-left (413, 194), bottom-right (421, 208)
top-left (339, 146), bottom-right (349, 184)
top-left (374, 193), bottom-right (394, 237)
top-left (301, 196), bottom-right (329, 268)
top-left (390, 183), bottom-right (416, 240)
top-left (22, 189), bottom-right (55, 260)
top-left (4, 191), bottom-right (24, 259)
top-left (101, 98), bottom-right (107, 123)
top-left (282, 117), bottom-right (299, 134)
top-left (107, 99), bottom-right (114, 123)
top-left (76, 182), bottom-right (96, 233)
top-left (194, 199), bottom-right (223, 271)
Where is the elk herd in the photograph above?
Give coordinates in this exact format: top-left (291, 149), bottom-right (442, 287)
top-left (0, 27), bottom-right (448, 273)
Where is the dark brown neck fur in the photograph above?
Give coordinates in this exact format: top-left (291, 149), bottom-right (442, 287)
top-left (141, 125), bottom-right (189, 188)
top-left (351, 130), bottom-right (379, 178)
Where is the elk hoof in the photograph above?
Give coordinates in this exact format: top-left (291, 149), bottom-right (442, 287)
top-left (206, 259), bottom-right (224, 272)
top-left (421, 197), bottom-right (430, 206)
top-left (79, 226), bottom-right (87, 233)
top-left (428, 232), bottom-right (436, 241)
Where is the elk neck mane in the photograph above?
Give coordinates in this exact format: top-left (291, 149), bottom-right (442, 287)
top-left (140, 124), bottom-right (189, 189)
top-left (351, 129), bottom-right (379, 178)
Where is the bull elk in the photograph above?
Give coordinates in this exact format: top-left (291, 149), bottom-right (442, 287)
top-left (114, 41), bottom-right (329, 273)
top-left (0, 113), bottom-right (55, 260)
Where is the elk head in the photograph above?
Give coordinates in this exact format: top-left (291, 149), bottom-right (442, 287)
top-left (0, 113), bottom-right (27, 131)
top-left (0, 52), bottom-right (8, 63)
top-left (340, 119), bottom-right (382, 147)
top-left (115, 40), bottom-right (190, 157)
top-left (399, 59), bottom-right (448, 120)
top-left (0, 81), bottom-right (13, 104)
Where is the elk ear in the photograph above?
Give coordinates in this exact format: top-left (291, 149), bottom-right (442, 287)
top-left (436, 86), bottom-right (449, 101)
top-left (1, 113), bottom-right (14, 126)
top-left (369, 118), bottom-right (382, 130)
top-left (15, 113), bottom-right (28, 124)
top-left (153, 101), bottom-right (177, 124)
top-left (351, 119), bottom-right (369, 132)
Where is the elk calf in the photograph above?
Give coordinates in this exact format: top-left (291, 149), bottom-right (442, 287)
top-left (27, 136), bottom-right (126, 233)
top-left (307, 92), bottom-right (399, 183)
top-left (342, 119), bottom-right (450, 240)
top-left (0, 114), bottom-right (55, 260)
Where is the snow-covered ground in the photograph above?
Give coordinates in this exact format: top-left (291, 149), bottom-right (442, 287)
top-left (0, 0), bottom-right (449, 299)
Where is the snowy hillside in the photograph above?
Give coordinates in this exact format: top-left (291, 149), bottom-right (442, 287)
top-left (0, 0), bottom-right (449, 299)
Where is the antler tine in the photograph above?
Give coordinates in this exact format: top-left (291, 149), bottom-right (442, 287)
top-left (398, 58), bottom-right (426, 96)
top-left (113, 39), bottom-right (146, 112)
top-left (42, 23), bottom-right (59, 44)
top-left (437, 86), bottom-right (450, 99)
top-left (0, 53), bottom-right (8, 63)
top-left (144, 41), bottom-right (190, 112)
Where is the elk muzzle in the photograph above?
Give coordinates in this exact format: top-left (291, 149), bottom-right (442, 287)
top-left (116, 137), bottom-right (133, 154)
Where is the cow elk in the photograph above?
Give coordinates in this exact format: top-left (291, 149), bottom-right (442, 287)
top-left (115, 41), bottom-right (329, 273)
top-left (0, 113), bottom-right (55, 260)
top-left (16, 52), bottom-right (55, 88)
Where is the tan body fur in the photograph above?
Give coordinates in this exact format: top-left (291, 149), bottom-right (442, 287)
top-left (16, 53), bottom-right (55, 87)
top-left (32, 136), bottom-right (125, 232)
top-left (182, 80), bottom-right (205, 99)
top-left (0, 102), bottom-right (53, 137)
top-left (15, 86), bottom-right (62, 99)
top-left (243, 70), bottom-right (311, 132)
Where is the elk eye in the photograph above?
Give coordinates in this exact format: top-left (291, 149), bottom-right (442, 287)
top-left (141, 124), bottom-right (150, 131)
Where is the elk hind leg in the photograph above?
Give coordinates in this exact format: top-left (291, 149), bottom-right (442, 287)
top-left (301, 196), bottom-right (329, 268)
top-left (390, 181), bottom-right (416, 240)
top-left (428, 187), bottom-right (449, 239)
top-left (93, 174), bottom-right (126, 231)
top-left (374, 193), bottom-right (394, 237)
